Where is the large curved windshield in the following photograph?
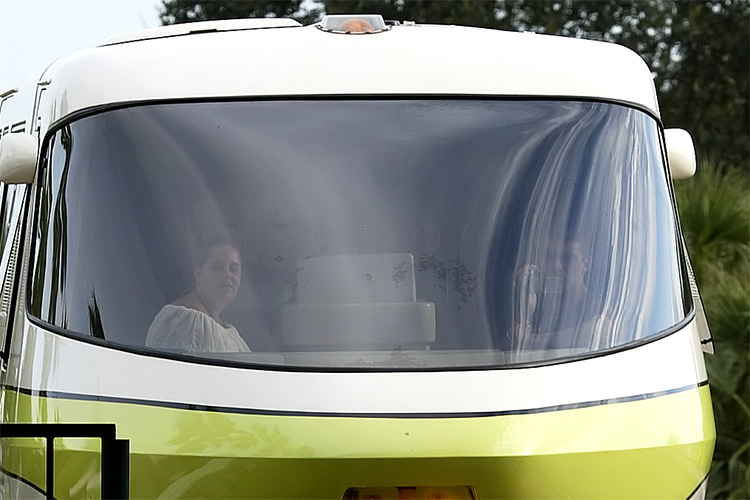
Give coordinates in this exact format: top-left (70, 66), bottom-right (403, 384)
top-left (32, 99), bottom-right (687, 368)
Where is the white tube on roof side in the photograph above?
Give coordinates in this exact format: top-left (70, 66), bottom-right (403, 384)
top-left (100, 18), bottom-right (302, 46)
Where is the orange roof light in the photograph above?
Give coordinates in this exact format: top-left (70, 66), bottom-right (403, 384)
top-left (318, 15), bottom-right (390, 34)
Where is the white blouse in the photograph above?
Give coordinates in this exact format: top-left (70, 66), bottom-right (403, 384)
top-left (146, 304), bottom-right (251, 353)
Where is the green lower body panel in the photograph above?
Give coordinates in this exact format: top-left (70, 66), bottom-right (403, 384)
top-left (124, 447), bottom-right (710, 499)
top-left (1, 386), bottom-right (715, 499)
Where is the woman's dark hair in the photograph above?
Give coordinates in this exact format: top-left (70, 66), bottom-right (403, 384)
top-left (192, 237), bottom-right (240, 269)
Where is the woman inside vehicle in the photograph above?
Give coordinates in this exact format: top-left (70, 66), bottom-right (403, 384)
top-left (146, 239), bottom-right (251, 353)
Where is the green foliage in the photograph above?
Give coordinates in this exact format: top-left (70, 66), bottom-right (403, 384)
top-left (675, 162), bottom-right (750, 499)
top-left (660, 1), bottom-right (750, 170)
top-left (159, 0), bottom-right (322, 25)
top-left (676, 163), bottom-right (750, 280)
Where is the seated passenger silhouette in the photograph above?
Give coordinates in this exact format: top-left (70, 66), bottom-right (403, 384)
top-left (146, 240), bottom-right (251, 353)
top-left (513, 240), bottom-right (612, 350)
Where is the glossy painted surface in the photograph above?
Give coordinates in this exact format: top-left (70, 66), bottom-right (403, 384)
top-left (2, 385), bottom-right (714, 498)
top-left (6, 321), bottom-right (707, 416)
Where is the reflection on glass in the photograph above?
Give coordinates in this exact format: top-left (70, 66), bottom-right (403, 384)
top-left (34, 125), bottom-right (72, 330)
top-left (509, 240), bottom-right (612, 354)
top-left (31, 100), bottom-right (687, 368)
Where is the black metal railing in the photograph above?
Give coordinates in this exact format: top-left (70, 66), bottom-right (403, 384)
top-left (0, 423), bottom-right (129, 499)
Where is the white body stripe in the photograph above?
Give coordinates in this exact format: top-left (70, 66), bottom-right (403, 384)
top-left (8, 320), bottom-right (705, 415)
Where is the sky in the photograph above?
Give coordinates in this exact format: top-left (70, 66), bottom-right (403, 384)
top-left (0, 0), bottom-right (163, 92)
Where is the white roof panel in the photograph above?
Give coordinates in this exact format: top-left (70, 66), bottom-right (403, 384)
top-left (41, 22), bottom-right (660, 124)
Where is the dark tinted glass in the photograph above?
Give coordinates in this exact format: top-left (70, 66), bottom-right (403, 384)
top-left (31, 100), bottom-right (686, 368)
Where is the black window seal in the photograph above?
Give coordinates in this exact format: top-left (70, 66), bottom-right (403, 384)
top-left (25, 95), bottom-right (692, 374)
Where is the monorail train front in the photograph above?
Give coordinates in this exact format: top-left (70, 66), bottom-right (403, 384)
top-left (0, 16), bottom-right (715, 499)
